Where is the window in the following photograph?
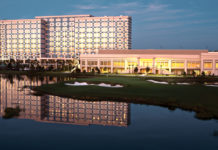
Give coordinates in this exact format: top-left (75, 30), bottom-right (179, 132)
top-left (204, 62), bottom-right (212, 69)
top-left (88, 61), bottom-right (97, 66)
top-left (188, 62), bottom-right (200, 68)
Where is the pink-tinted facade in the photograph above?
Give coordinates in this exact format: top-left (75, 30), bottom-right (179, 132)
top-left (0, 14), bottom-right (132, 60)
top-left (80, 49), bottom-right (218, 75)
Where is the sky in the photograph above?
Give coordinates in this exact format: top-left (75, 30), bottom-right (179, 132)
top-left (0, 0), bottom-right (218, 50)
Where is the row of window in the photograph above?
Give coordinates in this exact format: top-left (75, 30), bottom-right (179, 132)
top-left (82, 60), bottom-right (218, 69)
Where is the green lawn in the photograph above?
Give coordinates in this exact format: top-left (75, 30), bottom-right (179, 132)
top-left (34, 76), bottom-right (218, 120)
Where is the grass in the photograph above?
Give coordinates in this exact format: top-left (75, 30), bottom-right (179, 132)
top-left (33, 76), bottom-right (218, 120)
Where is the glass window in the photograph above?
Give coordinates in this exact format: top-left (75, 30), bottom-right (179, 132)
top-left (204, 62), bottom-right (212, 69)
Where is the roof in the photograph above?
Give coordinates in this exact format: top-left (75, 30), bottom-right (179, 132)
top-left (35, 15), bottom-right (93, 19)
top-left (98, 49), bottom-right (208, 55)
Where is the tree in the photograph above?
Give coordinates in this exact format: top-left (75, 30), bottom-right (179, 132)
top-left (75, 68), bottom-right (81, 73)
top-left (134, 67), bottom-right (138, 73)
top-left (91, 68), bottom-right (95, 74)
top-left (95, 67), bottom-right (101, 74)
top-left (201, 71), bottom-right (205, 77)
top-left (145, 66), bottom-right (150, 74)
top-left (192, 71), bottom-right (196, 77)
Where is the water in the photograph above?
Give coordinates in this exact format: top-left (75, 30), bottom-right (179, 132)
top-left (0, 75), bottom-right (217, 150)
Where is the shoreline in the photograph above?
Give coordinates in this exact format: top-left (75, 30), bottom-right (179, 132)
top-left (32, 76), bottom-right (218, 120)
top-left (32, 88), bottom-right (218, 120)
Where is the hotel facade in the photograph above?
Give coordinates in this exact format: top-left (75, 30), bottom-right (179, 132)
top-left (1, 14), bottom-right (218, 75)
top-left (0, 14), bottom-right (131, 60)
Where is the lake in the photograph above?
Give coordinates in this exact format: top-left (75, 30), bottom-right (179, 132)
top-left (0, 74), bottom-right (217, 150)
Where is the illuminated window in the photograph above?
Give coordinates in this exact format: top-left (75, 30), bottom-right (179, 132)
top-left (216, 62), bottom-right (218, 69)
top-left (172, 62), bottom-right (184, 68)
top-left (56, 32), bottom-right (61, 36)
top-left (87, 39), bottom-right (92, 42)
top-left (25, 39), bottom-right (30, 43)
top-left (94, 38), bottom-right (100, 42)
top-left (31, 39), bottom-right (36, 43)
top-left (18, 39), bottom-right (23, 43)
top-left (101, 38), bottom-right (107, 42)
top-left (94, 28), bottom-right (100, 32)
top-left (25, 44), bottom-right (30, 48)
top-left (79, 28), bottom-right (85, 32)
top-left (79, 39), bottom-right (85, 43)
top-left (88, 61), bottom-right (97, 65)
top-left (31, 34), bottom-right (36, 38)
top-left (12, 39), bottom-right (17, 43)
top-left (18, 34), bottom-right (24, 38)
top-left (102, 33), bottom-right (108, 37)
top-left (18, 44), bottom-right (23, 48)
top-left (94, 33), bottom-right (100, 37)
top-left (31, 44), bottom-right (36, 48)
top-left (188, 62), bottom-right (200, 68)
top-left (156, 62), bottom-right (169, 68)
top-left (87, 28), bottom-right (93, 32)
top-left (25, 34), bottom-right (30, 38)
top-left (109, 33), bottom-right (114, 37)
top-left (62, 42), bottom-right (67, 46)
top-left (79, 33), bottom-right (85, 38)
top-left (56, 42), bottom-right (61, 47)
top-left (204, 62), bottom-right (212, 69)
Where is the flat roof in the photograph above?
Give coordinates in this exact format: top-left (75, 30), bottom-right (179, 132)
top-left (98, 49), bottom-right (208, 55)
top-left (35, 15), bottom-right (93, 19)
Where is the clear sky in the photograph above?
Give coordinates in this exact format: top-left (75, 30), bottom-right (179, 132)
top-left (1, 0), bottom-right (218, 50)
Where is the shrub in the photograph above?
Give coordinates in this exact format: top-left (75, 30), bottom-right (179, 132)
top-left (201, 71), bottom-right (206, 77)
top-left (134, 67), bottom-right (138, 73)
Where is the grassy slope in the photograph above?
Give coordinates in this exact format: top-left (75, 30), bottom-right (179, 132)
top-left (34, 76), bottom-right (218, 119)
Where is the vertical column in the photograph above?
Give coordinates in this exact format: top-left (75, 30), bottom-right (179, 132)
top-left (97, 58), bottom-right (100, 69)
top-left (168, 59), bottom-right (172, 74)
top-left (200, 58), bottom-right (204, 73)
top-left (213, 59), bottom-right (216, 75)
top-left (184, 60), bottom-right (187, 73)
top-left (152, 57), bottom-right (156, 74)
top-left (137, 57), bottom-right (140, 73)
top-left (85, 59), bottom-right (88, 71)
top-left (111, 59), bottom-right (113, 73)
top-left (125, 59), bottom-right (128, 71)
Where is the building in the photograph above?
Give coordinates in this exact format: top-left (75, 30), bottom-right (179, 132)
top-left (0, 15), bottom-right (132, 60)
top-left (80, 49), bottom-right (218, 75)
top-left (1, 14), bottom-right (218, 75)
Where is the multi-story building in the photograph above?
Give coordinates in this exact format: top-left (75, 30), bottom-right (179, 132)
top-left (1, 14), bottom-right (218, 75)
top-left (0, 14), bottom-right (132, 60)
top-left (0, 19), bottom-right (46, 60)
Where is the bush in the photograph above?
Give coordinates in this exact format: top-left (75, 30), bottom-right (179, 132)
top-left (201, 71), bottom-right (206, 77)
top-left (75, 68), bottom-right (81, 73)
top-left (95, 67), bottom-right (101, 74)
top-left (134, 67), bottom-right (138, 73)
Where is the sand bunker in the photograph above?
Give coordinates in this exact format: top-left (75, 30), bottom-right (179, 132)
top-left (176, 83), bottom-right (190, 85)
top-left (205, 85), bottom-right (218, 87)
top-left (147, 80), bottom-right (168, 85)
top-left (65, 82), bottom-right (123, 88)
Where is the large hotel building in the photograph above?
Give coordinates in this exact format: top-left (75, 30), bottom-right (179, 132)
top-left (0, 14), bottom-right (131, 59)
top-left (1, 14), bottom-right (218, 75)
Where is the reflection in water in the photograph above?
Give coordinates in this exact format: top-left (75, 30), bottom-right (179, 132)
top-left (0, 75), bottom-right (130, 127)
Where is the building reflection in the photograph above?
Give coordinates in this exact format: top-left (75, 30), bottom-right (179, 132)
top-left (0, 75), bottom-right (130, 127)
